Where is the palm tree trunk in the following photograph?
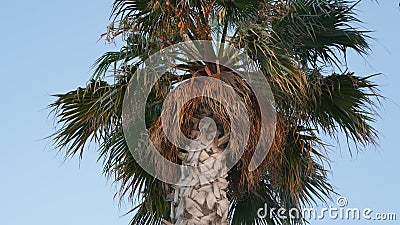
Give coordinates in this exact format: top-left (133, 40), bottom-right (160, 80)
top-left (170, 114), bottom-right (230, 225)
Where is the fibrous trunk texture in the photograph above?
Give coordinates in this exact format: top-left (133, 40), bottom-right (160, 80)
top-left (170, 111), bottom-right (230, 225)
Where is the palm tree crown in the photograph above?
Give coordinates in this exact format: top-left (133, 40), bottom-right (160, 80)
top-left (50, 0), bottom-right (381, 224)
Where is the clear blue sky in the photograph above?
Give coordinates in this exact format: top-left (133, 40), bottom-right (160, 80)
top-left (0, 1), bottom-right (398, 225)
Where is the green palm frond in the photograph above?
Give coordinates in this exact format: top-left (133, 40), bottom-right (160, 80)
top-left (231, 21), bottom-right (309, 108)
top-left (110, 0), bottom-right (189, 42)
top-left (213, 0), bottom-right (261, 25)
top-left (228, 122), bottom-right (334, 225)
top-left (49, 73), bottom-right (174, 223)
top-left (307, 72), bottom-right (380, 147)
top-left (273, 0), bottom-right (369, 66)
top-left (49, 80), bottom-right (124, 158)
top-left (269, 129), bottom-right (333, 225)
top-left (129, 207), bottom-right (163, 225)
top-left (274, 123), bottom-right (333, 204)
top-left (112, 0), bottom-right (152, 19)
top-left (230, 179), bottom-right (283, 225)
top-left (92, 33), bottom-right (149, 79)
top-left (99, 127), bottom-right (170, 225)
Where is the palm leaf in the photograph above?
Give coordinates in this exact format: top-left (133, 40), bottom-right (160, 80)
top-left (273, 0), bottom-right (370, 66)
top-left (307, 72), bottom-right (380, 147)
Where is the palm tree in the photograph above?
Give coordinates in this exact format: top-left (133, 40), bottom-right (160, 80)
top-left (50, 0), bottom-right (381, 224)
